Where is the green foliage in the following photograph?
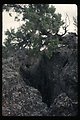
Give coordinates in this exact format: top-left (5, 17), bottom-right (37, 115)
top-left (3, 4), bottom-right (65, 58)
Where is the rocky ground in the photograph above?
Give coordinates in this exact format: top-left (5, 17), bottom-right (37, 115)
top-left (2, 56), bottom-right (48, 116)
top-left (2, 33), bottom-right (78, 116)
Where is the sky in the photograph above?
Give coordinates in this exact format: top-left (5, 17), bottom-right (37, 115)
top-left (2, 4), bottom-right (77, 44)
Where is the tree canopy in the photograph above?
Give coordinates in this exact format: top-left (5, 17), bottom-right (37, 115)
top-left (3, 4), bottom-right (68, 58)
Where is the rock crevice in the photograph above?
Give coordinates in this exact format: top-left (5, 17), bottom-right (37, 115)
top-left (20, 33), bottom-right (78, 108)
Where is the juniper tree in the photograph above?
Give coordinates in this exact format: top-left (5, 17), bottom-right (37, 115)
top-left (3, 4), bottom-right (68, 58)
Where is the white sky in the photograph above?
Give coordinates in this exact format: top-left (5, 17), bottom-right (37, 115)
top-left (2, 4), bottom-right (77, 44)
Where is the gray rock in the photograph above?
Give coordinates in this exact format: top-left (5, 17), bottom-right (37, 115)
top-left (2, 55), bottom-right (48, 116)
